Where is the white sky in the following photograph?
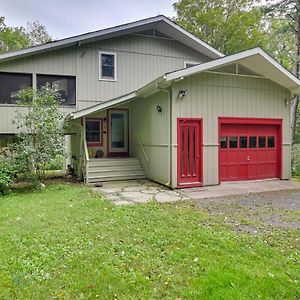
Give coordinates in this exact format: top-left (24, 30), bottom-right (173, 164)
top-left (1, 0), bottom-right (176, 40)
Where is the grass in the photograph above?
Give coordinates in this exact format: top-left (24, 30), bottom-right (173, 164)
top-left (0, 184), bottom-right (299, 299)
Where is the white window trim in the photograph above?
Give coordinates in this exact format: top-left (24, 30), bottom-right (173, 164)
top-left (99, 51), bottom-right (117, 81)
top-left (184, 61), bottom-right (201, 68)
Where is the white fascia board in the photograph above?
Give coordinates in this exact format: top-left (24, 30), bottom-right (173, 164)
top-left (70, 92), bottom-right (138, 119)
top-left (0, 15), bottom-right (223, 62)
top-left (164, 47), bottom-right (300, 90)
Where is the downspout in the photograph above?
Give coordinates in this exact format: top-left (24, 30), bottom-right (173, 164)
top-left (156, 82), bottom-right (172, 188)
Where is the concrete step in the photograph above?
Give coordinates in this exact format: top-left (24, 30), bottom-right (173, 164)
top-left (89, 173), bottom-right (146, 183)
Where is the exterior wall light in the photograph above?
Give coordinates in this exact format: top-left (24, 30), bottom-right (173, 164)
top-left (178, 90), bottom-right (188, 99)
top-left (156, 105), bottom-right (162, 113)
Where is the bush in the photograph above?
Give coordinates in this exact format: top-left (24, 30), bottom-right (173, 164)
top-left (0, 156), bottom-right (18, 194)
top-left (292, 144), bottom-right (300, 177)
top-left (45, 154), bottom-right (64, 170)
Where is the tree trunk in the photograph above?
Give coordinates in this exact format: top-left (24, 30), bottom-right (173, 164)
top-left (291, 0), bottom-right (300, 144)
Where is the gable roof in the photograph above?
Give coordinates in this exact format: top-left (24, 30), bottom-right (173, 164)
top-left (70, 47), bottom-right (300, 119)
top-left (0, 15), bottom-right (223, 63)
top-left (164, 47), bottom-right (300, 93)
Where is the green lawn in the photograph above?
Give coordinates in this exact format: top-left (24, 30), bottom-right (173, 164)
top-left (0, 184), bottom-right (299, 299)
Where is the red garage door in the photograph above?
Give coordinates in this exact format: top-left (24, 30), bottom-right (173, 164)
top-left (219, 119), bottom-right (281, 181)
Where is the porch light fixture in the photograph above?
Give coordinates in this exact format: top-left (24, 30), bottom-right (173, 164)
top-left (156, 105), bottom-right (162, 113)
top-left (178, 90), bottom-right (188, 99)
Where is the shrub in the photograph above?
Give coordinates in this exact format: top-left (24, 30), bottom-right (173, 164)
top-left (291, 144), bottom-right (300, 177)
top-left (0, 156), bottom-right (18, 194)
top-left (45, 154), bottom-right (64, 170)
top-left (13, 85), bottom-right (66, 182)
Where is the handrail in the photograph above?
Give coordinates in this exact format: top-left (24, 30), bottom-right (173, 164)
top-left (138, 138), bottom-right (150, 163)
top-left (83, 136), bottom-right (89, 162)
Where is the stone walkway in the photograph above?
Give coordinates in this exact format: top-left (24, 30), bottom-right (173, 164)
top-left (92, 179), bottom-right (187, 205)
top-left (92, 179), bottom-right (300, 205)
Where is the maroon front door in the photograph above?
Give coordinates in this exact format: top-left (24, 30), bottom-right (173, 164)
top-left (219, 122), bottom-right (280, 181)
top-left (177, 118), bottom-right (202, 187)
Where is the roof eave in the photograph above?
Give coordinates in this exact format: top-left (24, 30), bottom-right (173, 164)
top-left (0, 15), bottom-right (223, 63)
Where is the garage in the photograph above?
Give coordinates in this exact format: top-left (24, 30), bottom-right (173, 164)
top-left (219, 118), bottom-right (282, 182)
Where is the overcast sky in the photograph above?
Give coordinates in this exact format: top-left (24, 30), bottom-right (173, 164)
top-left (2, 0), bottom-right (176, 40)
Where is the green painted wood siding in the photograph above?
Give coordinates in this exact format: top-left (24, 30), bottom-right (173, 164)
top-left (171, 73), bottom-right (291, 186)
top-left (0, 34), bottom-right (209, 133)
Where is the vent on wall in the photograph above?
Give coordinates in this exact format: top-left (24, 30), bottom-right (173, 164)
top-left (135, 29), bottom-right (173, 39)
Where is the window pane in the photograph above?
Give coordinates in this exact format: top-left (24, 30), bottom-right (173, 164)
top-left (102, 66), bottom-right (114, 78)
top-left (37, 75), bottom-right (76, 105)
top-left (268, 136), bottom-right (275, 148)
top-left (220, 136), bottom-right (227, 148)
top-left (239, 136), bottom-right (247, 148)
top-left (259, 136), bottom-right (266, 148)
top-left (249, 136), bottom-right (257, 148)
top-left (229, 137), bottom-right (238, 148)
top-left (86, 120), bottom-right (100, 131)
top-left (101, 54), bottom-right (114, 67)
top-left (111, 113), bottom-right (124, 148)
top-left (86, 132), bottom-right (100, 143)
top-left (0, 72), bottom-right (32, 104)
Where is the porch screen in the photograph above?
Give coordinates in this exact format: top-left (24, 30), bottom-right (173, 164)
top-left (0, 72), bottom-right (32, 104)
top-left (37, 74), bottom-right (76, 105)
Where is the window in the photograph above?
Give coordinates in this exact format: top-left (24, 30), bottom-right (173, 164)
top-left (259, 136), bottom-right (266, 148)
top-left (37, 74), bottom-right (76, 105)
top-left (239, 136), bottom-right (247, 148)
top-left (184, 61), bottom-right (200, 68)
top-left (268, 136), bottom-right (275, 148)
top-left (0, 72), bottom-right (32, 104)
top-left (249, 136), bottom-right (257, 148)
top-left (220, 136), bottom-right (227, 148)
top-left (99, 52), bottom-right (116, 80)
top-left (229, 137), bottom-right (238, 148)
top-left (86, 119), bottom-right (102, 146)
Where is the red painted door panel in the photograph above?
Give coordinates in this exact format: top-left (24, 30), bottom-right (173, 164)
top-left (177, 119), bottom-right (202, 187)
top-left (220, 124), bottom-right (279, 181)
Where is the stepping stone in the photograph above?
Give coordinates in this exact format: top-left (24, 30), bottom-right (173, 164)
top-left (155, 192), bottom-right (181, 203)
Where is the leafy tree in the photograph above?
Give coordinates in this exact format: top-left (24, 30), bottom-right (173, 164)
top-left (13, 85), bottom-right (66, 182)
top-left (173, 0), bottom-right (266, 55)
top-left (0, 17), bottom-right (29, 53)
top-left (0, 17), bottom-right (52, 54)
top-left (25, 21), bottom-right (52, 46)
top-left (263, 0), bottom-right (300, 143)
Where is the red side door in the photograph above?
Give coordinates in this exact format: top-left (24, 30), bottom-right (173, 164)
top-left (177, 118), bottom-right (202, 187)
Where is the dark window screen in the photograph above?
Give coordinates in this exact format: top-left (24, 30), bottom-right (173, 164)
top-left (101, 54), bottom-right (115, 79)
top-left (37, 75), bottom-right (76, 105)
top-left (220, 136), bottom-right (227, 148)
top-left (0, 72), bottom-right (32, 104)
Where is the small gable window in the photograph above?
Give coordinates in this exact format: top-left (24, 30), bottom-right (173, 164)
top-left (184, 61), bottom-right (200, 68)
top-left (99, 52), bottom-right (116, 81)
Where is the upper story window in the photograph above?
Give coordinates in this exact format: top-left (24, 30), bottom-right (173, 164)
top-left (99, 52), bottom-right (116, 81)
top-left (37, 74), bottom-right (76, 106)
top-left (0, 72), bottom-right (32, 104)
top-left (184, 61), bottom-right (200, 68)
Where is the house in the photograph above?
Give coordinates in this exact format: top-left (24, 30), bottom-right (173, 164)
top-left (0, 16), bottom-right (299, 188)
